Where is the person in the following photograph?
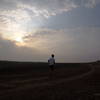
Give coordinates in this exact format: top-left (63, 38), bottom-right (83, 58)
top-left (48, 54), bottom-right (55, 71)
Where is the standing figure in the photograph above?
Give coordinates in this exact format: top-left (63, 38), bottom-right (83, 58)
top-left (48, 54), bottom-right (55, 71)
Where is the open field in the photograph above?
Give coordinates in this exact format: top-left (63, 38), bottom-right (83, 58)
top-left (0, 61), bottom-right (99, 100)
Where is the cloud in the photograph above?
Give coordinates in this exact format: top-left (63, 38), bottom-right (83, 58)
top-left (0, 0), bottom-right (100, 62)
top-left (23, 28), bottom-right (72, 50)
top-left (83, 0), bottom-right (100, 8)
top-left (0, 0), bottom-right (17, 10)
top-left (0, 36), bottom-right (45, 61)
top-left (18, 0), bottom-right (100, 16)
top-left (0, 0), bottom-right (100, 41)
top-left (23, 27), bottom-right (100, 62)
top-left (0, 0), bottom-right (100, 20)
top-left (17, 0), bottom-right (78, 18)
top-left (0, 27), bottom-right (100, 62)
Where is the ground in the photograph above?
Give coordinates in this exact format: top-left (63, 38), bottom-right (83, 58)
top-left (0, 61), bottom-right (99, 100)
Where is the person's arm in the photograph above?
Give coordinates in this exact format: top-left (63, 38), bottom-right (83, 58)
top-left (54, 59), bottom-right (55, 64)
top-left (48, 59), bottom-right (49, 63)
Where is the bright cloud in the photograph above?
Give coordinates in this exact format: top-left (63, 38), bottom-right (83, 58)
top-left (0, 0), bottom-right (100, 43)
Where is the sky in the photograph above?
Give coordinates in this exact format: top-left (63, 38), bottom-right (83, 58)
top-left (0, 0), bottom-right (100, 62)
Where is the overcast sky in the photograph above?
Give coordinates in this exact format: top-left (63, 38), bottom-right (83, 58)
top-left (0, 0), bottom-right (100, 62)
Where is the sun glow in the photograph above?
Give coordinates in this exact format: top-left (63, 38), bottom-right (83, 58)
top-left (15, 37), bottom-right (23, 42)
top-left (14, 36), bottom-right (27, 47)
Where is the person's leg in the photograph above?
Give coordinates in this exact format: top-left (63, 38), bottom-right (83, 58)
top-left (49, 65), bottom-right (54, 80)
top-left (51, 65), bottom-right (54, 71)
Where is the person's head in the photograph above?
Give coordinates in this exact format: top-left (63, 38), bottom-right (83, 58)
top-left (51, 54), bottom-right (54, 58)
